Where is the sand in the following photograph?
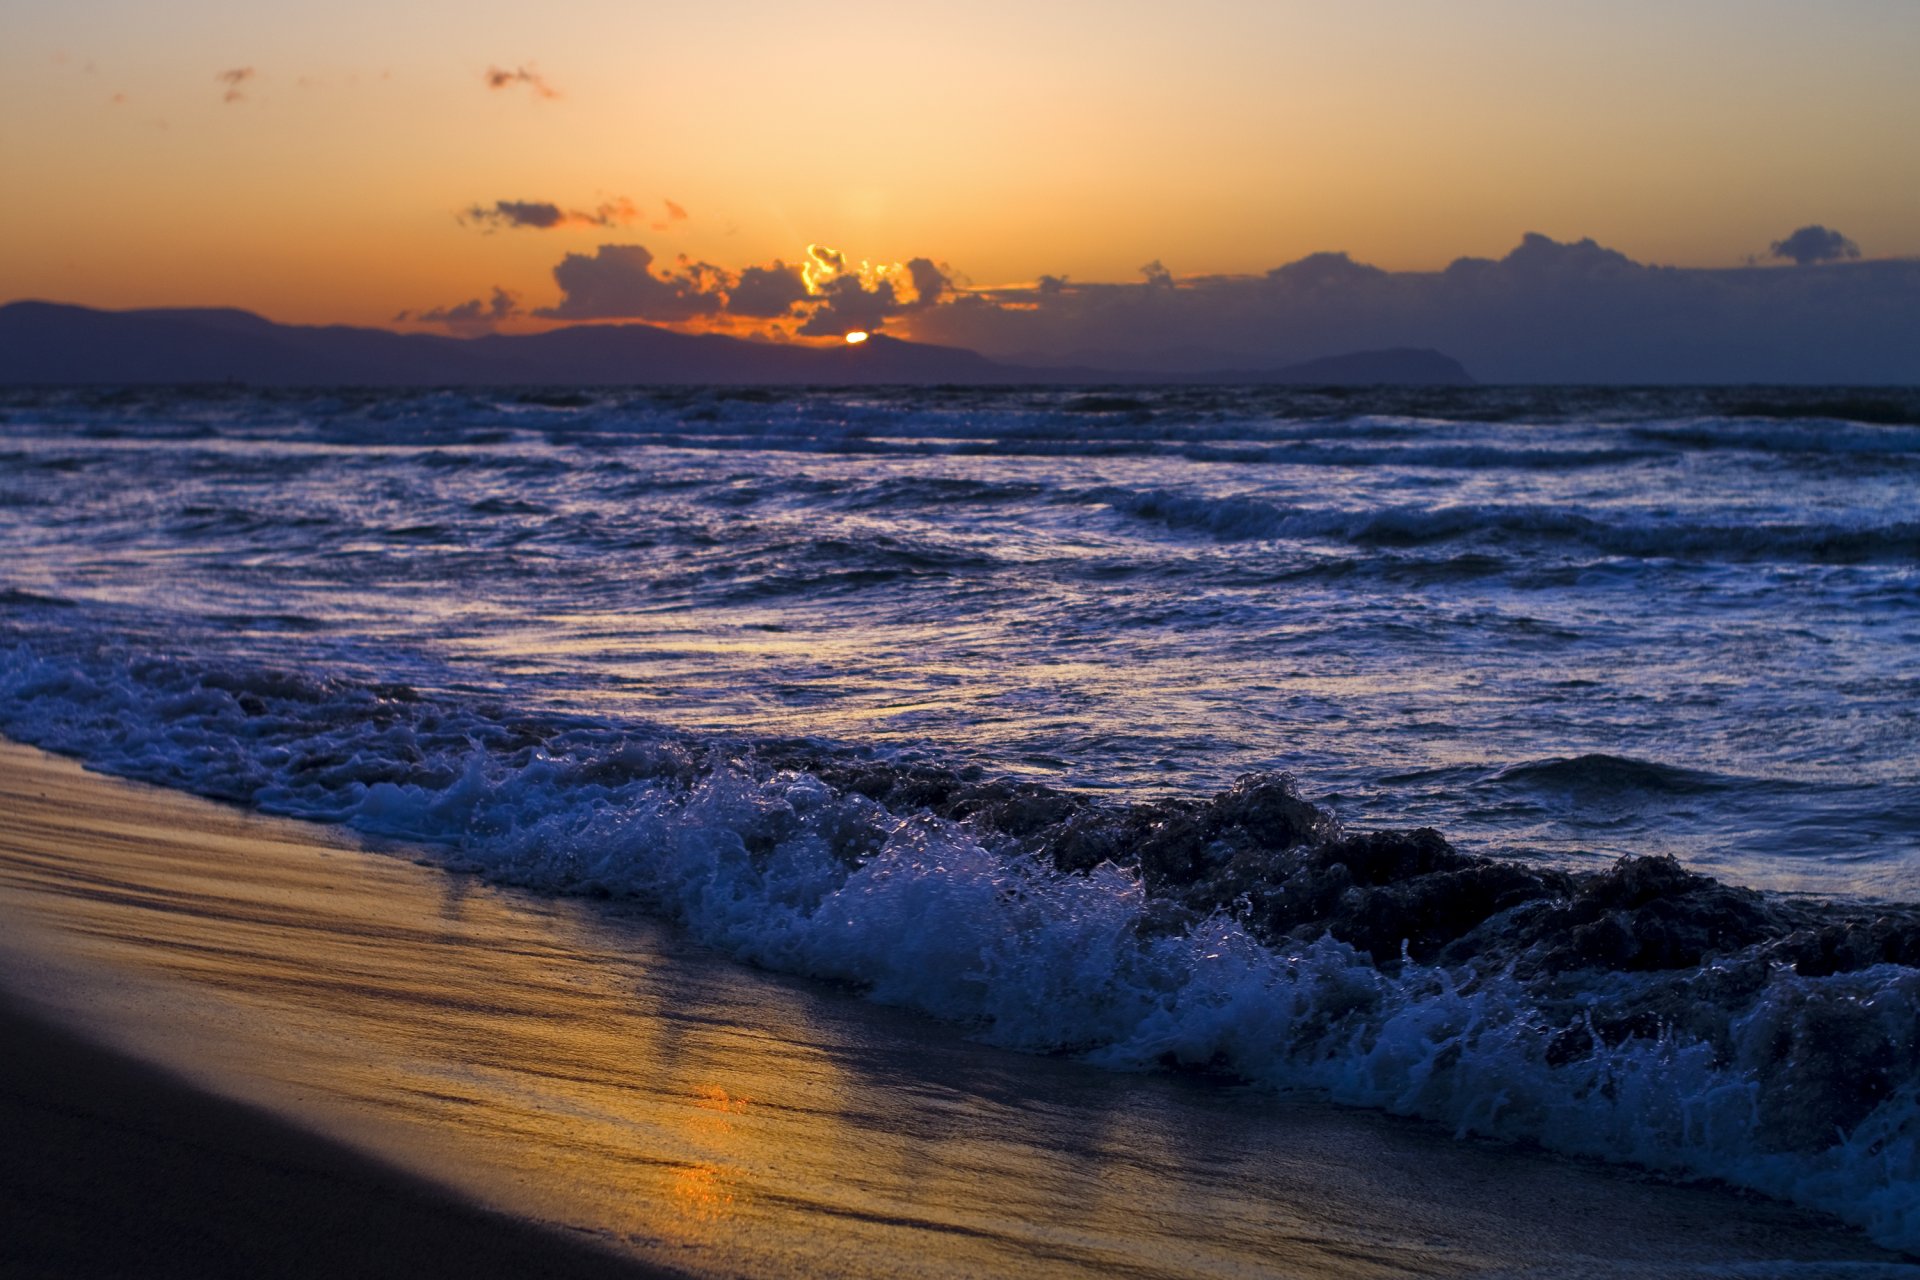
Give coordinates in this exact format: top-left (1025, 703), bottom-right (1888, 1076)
top-left (0, 739), bottom-right (1912, 1279)
top-left (0, 995), bottom-right (676, 1279)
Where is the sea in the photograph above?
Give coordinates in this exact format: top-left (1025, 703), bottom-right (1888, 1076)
top-left (1, 383), bottom-right (1917, 1252)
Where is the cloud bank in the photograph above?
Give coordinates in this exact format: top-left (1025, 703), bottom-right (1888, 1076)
top-left (412, 230), bottom-right (1917, 381)
top-left (522, 242), bottom-right (953, 334)
top-left (903, 233), bottom-right (1920, 383)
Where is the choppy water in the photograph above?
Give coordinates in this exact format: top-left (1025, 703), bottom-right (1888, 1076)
top-left (2, 383), bottom-right (1918, 1250)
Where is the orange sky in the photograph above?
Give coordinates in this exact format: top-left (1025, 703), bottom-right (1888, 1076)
top-left (5, 0), bottom-right (1917, 333)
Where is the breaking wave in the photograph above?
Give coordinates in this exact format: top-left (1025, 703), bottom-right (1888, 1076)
top-left (2, 638), bottom-right (1915, 1253)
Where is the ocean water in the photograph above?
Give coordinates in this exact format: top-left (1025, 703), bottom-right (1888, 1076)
top-left (1, 383), bottom-right (1917, 1250)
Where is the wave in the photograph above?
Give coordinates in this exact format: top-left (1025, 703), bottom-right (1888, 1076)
top-left (1176, 441), bottom-right (1677, 470)
top-left (0, 588), bottom-right (78, 609)
top-left (11, 385), bottom-right (1920, 466)
top-left (1078, 486), bottom-right (1920, 562)
top-left (1632, 420), bottom-right (1920, 457)
top-left (1, 635), bottom-right (1916, 1252)
top-left (833, 476), bottom-right (1050, 511)
top-left (1486, 753), bottom-right (1733, 797)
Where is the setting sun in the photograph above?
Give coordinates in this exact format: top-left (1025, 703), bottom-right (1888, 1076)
top-left (844, 331), bottom-right (869, 344)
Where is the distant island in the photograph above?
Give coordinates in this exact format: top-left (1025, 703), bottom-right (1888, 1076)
top-left (0, 301), bottom-right (1473, 388)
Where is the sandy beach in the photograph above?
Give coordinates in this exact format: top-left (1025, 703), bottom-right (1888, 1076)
top-left (0, 738), bottom-right (1911, 1279)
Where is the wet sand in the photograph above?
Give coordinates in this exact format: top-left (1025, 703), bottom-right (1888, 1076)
top-left (0, 739), bottom-right (1912, 1279)
top-left (0, 996), bottom-right (675, 1279)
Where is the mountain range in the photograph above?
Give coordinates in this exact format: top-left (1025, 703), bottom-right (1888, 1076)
top-left (0, 301), bottom-right (1473, 387)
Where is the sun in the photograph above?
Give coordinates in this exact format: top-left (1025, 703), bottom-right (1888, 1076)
top-left (844, 331), bottom-right (869, 344)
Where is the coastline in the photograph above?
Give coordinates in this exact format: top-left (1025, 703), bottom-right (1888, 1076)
top-left (1, 738), bottom-right (1912, 1279)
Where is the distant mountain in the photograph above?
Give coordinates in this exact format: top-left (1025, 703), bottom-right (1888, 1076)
top-left (0, 301), bottom-right (1473, 387)
top-left (1198, 348), bottom-right (1475, 386)
top-left (0, 301), bottom-right (1010, 387)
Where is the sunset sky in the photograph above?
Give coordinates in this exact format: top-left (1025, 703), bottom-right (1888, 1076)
top-left (6, 0), bottom-right (1918, 341)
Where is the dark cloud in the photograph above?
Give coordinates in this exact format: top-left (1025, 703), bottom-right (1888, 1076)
top-left (904, 233), bottom-right (1920, 383)
top-left (495, 236), bottom-right (962, 333)
top-left (797, 274), bottom-right (898, 336)
top-left (484, 65), bottom-right (560, 99)
top-left (905, 258), bottom-right (950, 308)
top-left (401, 287), bottom-right (521, 334)
top-left (462, 198), bottom-right (642, 231)
top-left (727, 261), bottom-right (810, 318)
top-left (1490, 232), bottom-right (1638, 277)
top-left (785, 248), bottom-right (951, 336)
top-left (1266, 251), bottom-right (1388, 291)
top-left (438, 237), bottom-right (953, 334)
top-left (472, 200), bottom-right (566, 229)
top-left (216, 67), bottom-right (254, 103)
top-left (536, 244), bottom-right (724, 322)
top-left (1770, 225), bottom-right (1861, 266)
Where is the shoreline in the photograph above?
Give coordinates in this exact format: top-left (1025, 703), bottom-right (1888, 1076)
top-left (1, 738), bottom-right (1913, 1278)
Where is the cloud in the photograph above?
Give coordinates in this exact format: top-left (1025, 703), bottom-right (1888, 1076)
top-left (401, 286), bottom-right (521, 334)
top-left (216, 67), bottom-right (254, 103)
top-left (649, 199), bottom-right (690, 232)
top-left (781, 245), bottom-right (953, 335)
top-left (536, 244), bottom-right (725, 322)
top-left (456, 239), bottom-right (959, 334)
top-left (902, 232), bottom-right (1920, 382)
top-left (905, 257), bottom-right (950, 308)
top-left (797, 273), bottom-right (899, 336)
top-left (784, 248), bottom-right (952, 335)
top-left (1266, 251), bottom-right (1388, 292)
top-left (462, 198), bottom-right (643, 231)
top-left (1770, 225), bottom-right (1861, 266)
top-left (1487, 231), bottom-right (1638, 277)
top-left (727, 261), bottom-right (810, 318)
top-left (484, 65), bottom-right (560, 99)
top-left (472, 200), bottom-right (567, 230)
